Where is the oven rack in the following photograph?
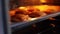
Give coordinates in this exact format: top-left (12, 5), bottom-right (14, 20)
top-left (11, 12), bottom-right (60, 31)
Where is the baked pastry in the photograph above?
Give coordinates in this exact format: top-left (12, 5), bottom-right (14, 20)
top-left (11, 14), bottom-right (31, 22)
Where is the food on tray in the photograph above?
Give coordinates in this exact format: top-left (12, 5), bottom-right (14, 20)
top-left (11, 14), bottom-right (31, 22)
top-left (44, 9), bottom-right (57, 14)
top-left (9, 6), bottom-right (57, 22)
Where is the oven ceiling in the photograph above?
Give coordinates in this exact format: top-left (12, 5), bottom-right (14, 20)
top-left (9, 0), bottom-right (60, 9)
top-left (15, 0), bottom-right (60, 6)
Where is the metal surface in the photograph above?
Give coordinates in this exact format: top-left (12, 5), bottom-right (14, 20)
top-left (0, 0), bottom-right (11, 34)
top-left (11, 12), bottom-right (60, 31)
top-left (0, 0), bottom-right (5, 34)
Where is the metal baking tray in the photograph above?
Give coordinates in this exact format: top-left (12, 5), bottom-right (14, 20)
top-left (11, 12), bottom-right (60, 31)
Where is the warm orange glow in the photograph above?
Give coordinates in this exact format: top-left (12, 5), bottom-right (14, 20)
top-left (19, 7), bottom-right (25, 9)
top-left (9, 10), bottom-right (16, 16)
top-left (50, 24), bottom-right (55, 27)
top-left (49, 18), bottom-right (56, 20)
top-left (10, 5), bottom-right (60, 22)
top-left (18, 7), bottom-right (27, 10)
top-left (33, 5), bottom-right (60, 12)
top-left (30, 18), bottom-right (37, 21)
top-left (18, 5), bottom-right (60, 12)
top-left (33, 5), bottom-right (49, 11)
top-left (40, 0), bottom-right (46, 3)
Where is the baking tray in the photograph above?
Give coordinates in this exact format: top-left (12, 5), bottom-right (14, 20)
top-left (11, 12), bottom-right (60, 31)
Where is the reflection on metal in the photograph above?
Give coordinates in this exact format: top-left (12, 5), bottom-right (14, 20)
top-left (0, 0), bottom-right (4, 34)
top-left (0, 0), bottom-right (11, 34)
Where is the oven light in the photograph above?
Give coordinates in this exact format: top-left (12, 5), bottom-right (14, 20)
top-left (19, 7), bottom-right (26, 9)
top-left (40, 0), bottom-right (47, 3)
top-left (33, 5), bottom-right (48, 11)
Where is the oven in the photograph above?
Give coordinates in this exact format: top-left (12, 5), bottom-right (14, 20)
top-left (0, 0), bottom-right (60, 34)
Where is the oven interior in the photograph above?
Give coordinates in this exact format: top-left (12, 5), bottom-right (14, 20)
top-left (9, 0), bottom-right (60, 34)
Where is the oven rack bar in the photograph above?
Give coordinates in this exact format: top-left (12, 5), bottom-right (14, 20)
top-left (11, 12), bottom-right (60, 32)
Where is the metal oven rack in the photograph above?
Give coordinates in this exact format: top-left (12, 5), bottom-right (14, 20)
top-left (0, 0), bottom-right (60, 34)
top-left (11, 12), bottom-right (60, 31)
